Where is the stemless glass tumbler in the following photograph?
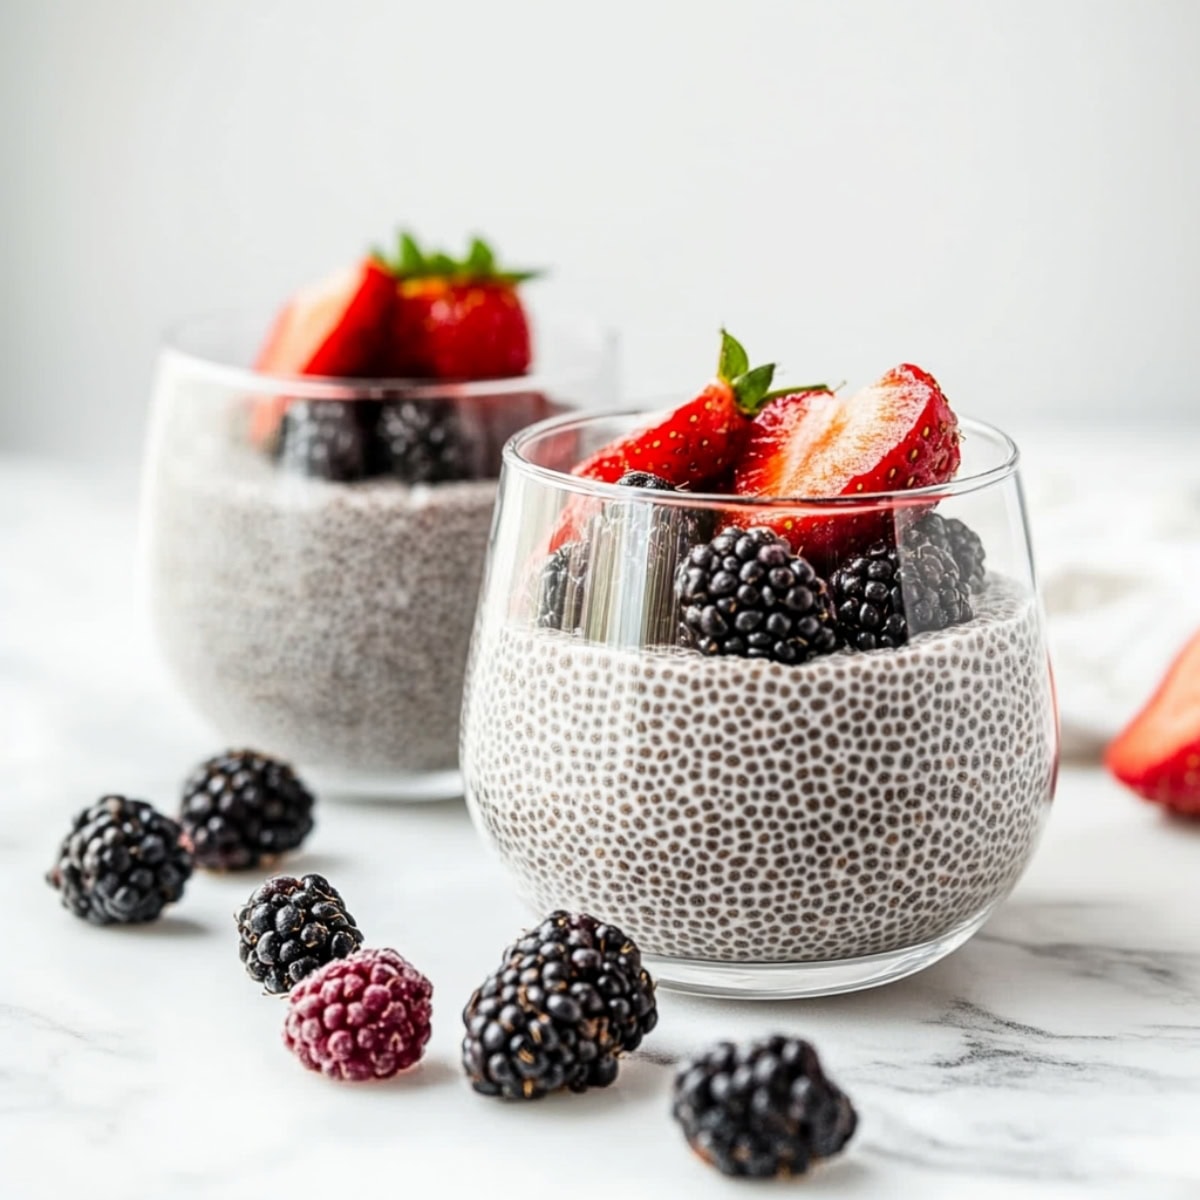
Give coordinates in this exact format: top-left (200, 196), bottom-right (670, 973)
top-left (140, 310), bottom-right (615, 800)
top-left (461, 409), bottom-right (1059, 997)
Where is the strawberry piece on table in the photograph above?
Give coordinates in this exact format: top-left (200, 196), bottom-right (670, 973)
top-left (379, 233), bottom-right (536, 381)
top-left (250, 257), bottom-right (396, 446)
top-left (731, 363), bottom-right (960, 560)
top-left (1106, 630), bottom-right (1200, 817)
top-left (575, 330), bottom-right (779, 488)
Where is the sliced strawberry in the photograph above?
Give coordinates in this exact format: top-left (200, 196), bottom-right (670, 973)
top-left (250, 258), bottom-right (396, 446)
top-left (255, 257), bottom-right (395, 377)
top-left (575, 330), bottom-right (777, 487)
top-left (731, 363), bottom-right (960, 561)
top-left (1106, 630), bottom-right (1200, 817)
top-left (729, 388), bottom-right (842, 498)
top-left (547, 332), bottom-right (778, 551)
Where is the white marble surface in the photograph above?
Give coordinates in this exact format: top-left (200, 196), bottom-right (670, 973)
top-left (3, 445), bottom-right (1200, 1200)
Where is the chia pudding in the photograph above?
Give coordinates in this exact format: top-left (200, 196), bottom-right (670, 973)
top-left (143, 231), bottom-right (614, 793)
top-left (147, 441), bottom-right (497, 776)
top-left (462, 576), bottom-right (1056, 963)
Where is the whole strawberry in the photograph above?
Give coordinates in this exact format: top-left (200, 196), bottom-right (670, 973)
top-left (379, 233), bottom-right (536, 380)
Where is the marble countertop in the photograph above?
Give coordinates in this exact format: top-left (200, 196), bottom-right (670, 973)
top-left (3, 446), bottom-right (1199, 1200)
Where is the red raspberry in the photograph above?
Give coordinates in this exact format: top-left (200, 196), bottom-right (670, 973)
top-left (283, 948), bottom-right (432, 1082)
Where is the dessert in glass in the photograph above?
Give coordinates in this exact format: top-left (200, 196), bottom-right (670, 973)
top-left (461, 333), bottom-right (1058, 997)
top-left (141, 232), bottom-right (615, 800)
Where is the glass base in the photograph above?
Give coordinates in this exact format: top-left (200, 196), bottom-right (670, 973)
top-left (304, 764), bottom-right (463, 803)
top-left (645, 911), bottom-right (990, 999)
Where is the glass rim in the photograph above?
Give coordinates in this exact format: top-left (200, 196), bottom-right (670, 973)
top-left (504, 407), bottom-right (1020, 508)
top-left (157, 307), bottom-right (615, 401)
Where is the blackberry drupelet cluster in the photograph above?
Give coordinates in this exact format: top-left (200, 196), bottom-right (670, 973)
top-left (236, 873), bottom-right (364, 994)
top-left (283, 948), bottom-right (433, 1081)
top-left (829, 542), bottom-right (909, 652)
top-left (536, 541), bottom-right (588, 631)
top-left (676, 527), bottom-right (839, 664)
top-left (277, 400), bottom-right (372, 482)
top-left (47, 796), bottom-right (193, 925)
top-left (831, 523), bottom-right (972, 652)
top-left (462, 910), bottom-right (658, 1100)
top-left (274, 397), bottom-right (473, 484)
top-left (672, 1035), bottom-right (858, 1179)
top-left (906, 511), bottom-right (987, 593)
top-left (616, 471), bottom-right (677, 491)
top-left (179, 749), bottom-right (315, 871)
top-left (535, 472), bottom-right (687, 634)
top-left (371, 398), bottom-right (471, 483)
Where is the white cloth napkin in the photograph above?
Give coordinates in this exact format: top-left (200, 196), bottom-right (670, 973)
top-left (1023, 448), bottom-right (1200, 761)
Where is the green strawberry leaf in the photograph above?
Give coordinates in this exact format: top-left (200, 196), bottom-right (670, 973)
top-left (731, 363), bottom-right (778, 414)
top-left (428, 251), bottom-right (458, 275)
top-left (466, 237), bottom-right (496, 276)
top-left (376, 228), bottom-right (542, 284)
top-left (398, 232), bottom-right (425, 275)
top-left (760, 381), bottom-right (833, 404)
top-left (718, 329), bottom-right (750, 383)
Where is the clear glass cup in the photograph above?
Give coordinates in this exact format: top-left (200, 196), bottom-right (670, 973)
top-left (461, 408), bottom-right (1059, 997)
top-left (139, 308), bottom-right (616, 801)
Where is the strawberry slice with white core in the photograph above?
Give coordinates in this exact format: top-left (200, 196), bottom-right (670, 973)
top-left (731, 363), bottom-right (960, 560)
top-left (735, 364), bottom-right (959, 499)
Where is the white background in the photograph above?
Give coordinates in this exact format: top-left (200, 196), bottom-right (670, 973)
top-left (3, 0), bottom-right (1198, 471)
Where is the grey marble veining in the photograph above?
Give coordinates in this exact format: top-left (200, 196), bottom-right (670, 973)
top-left (2, 454), bottom-right (1198, 1200)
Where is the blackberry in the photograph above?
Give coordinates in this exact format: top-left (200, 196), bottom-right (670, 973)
top-left (676, 527), bottom-right (839, 664)
top-left (371, 397), bottom-right (473, 483)
top-left (672, 1035), bottom-right (858, 1179)
top-left (47, 796), bottom-right (193, 925)
top-left (276, 399), bottom-right (374, 482)
top-left (831, 529), bottom-right (972, 652)
top-left (906, 511), bottom-right (987, 593)
top-left (536, 540), bottom-right (588, 632)
top-left (616, 471), bottom-right (677, 491)
top-left (179, 749), bottom-right (315, 871)
top-left (462, 910), bottom-right (658, 1100)
top-left (284, 949), bottom-right (433, 1081)
top-left (829, 543), bottom-right (908, 651)
top-left (236, 873), bottom-right (364, 994)
top-left (535, 474), bottom-right (691, 636)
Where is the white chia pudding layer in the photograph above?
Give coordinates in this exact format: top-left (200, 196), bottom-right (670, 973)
top-left (462, 576), bottom-right (1056, 962)
top-left (148, 447), bottom-right (497, 774)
